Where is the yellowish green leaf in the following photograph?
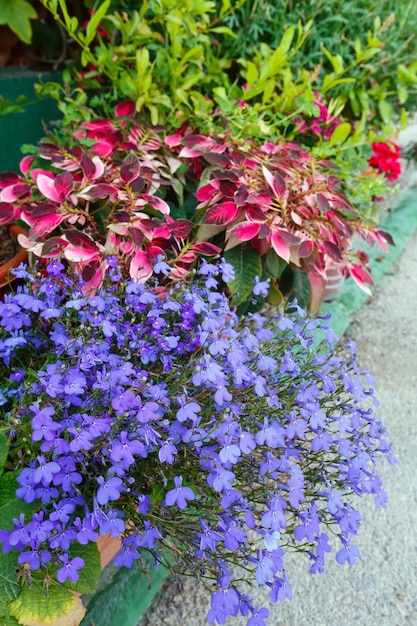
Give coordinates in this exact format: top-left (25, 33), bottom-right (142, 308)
top-left (329, 122), bottom-right (351, 147)
top-left (0, 0), bottom-right (37, 43)
top-left (8, 583), bottom-right (76, 625)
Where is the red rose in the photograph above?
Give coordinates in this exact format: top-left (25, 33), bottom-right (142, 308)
top-left (368, 142), bottom-right (402, 181)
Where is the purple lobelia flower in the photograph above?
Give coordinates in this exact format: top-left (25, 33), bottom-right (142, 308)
top-left (57, 554), bottom-right (85, 583)
top-left (165, 476), bottom-right (195, 510)
top-left (0, 259), bottom-right (394, 625)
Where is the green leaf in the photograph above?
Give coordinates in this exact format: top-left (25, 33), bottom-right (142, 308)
top-left (292, 269), bottom-right (311, 309)
top-left (209, 26), bottom-right (236, 38)
top-left (0, 0), bottom-right (37, 43)
top-left (279, 26), bottom-right (295, 55)
top-left (224, 246), bottom-right (262, 305)
top-left (65, 542), bottom-right (101, 594)
top-left (245, 62), bottom-right (258, 90)
top-left (378, 99), bottom-right (394, 124)
top-left (8, 582), bottom-right (77, 625)
top-left (264, 249), bottom-right (287, 279)
top-left (85, 0), bottom-right (111, 46)
top-left (0, 473), bottom-right (35, 532)
top-left (329, 122), bottom-right (351, 147)
top-left (0, 606), bottom-right (20, 626)
top-left (0, 433), bottom-right (9, 476)
top-left (0, 552), bottom-right (20, 611)
top-left (321, 46), bottom-right (344, 74)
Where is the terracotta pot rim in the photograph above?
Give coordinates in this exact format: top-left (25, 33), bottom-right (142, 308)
top-left (0, 224), bottom-right (28, 288)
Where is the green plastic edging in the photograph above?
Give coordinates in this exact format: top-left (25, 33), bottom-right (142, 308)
top-left (321, 190), bottom-right (417, 337)
top-left (81, 552), bottom-right (168, 626)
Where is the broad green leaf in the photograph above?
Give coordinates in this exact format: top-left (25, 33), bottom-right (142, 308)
top-left (65, 542), bottom-right (101, 594)
top-left (224, 246), bottom-right (262, 305)
top-left (0, 552), bottom-right (20, 610)
top-left (0, 473), bottom-right (35, 532)
top-left (378, 99), bottom-right (394, 124)
top-left (329, 122), bottom-right (351, 147)
top-left (292, 268), bottom-right (311, 310)
top-left (8, 583), bottom-right (77, 625)
top-left (0, 433), bottom-right (9, 476)
top-left (264, 249), bottom-right (287, 279)
top-left (0, 0), bottom-right (37, 43)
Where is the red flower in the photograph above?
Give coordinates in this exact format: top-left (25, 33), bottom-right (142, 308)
top-left (368, 142), bottom-right (402, 181)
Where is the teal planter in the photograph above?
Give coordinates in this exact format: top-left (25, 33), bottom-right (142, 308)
top-left (81, 553), bottom-right (168, 626)
top-left (0, 68), bottom-right (61, 172)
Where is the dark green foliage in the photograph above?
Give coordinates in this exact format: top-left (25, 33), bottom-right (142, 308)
top-left (219, 0), bottom-right (417, 113)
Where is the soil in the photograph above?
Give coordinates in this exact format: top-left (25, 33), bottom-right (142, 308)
top-left (0, 225), bottom-right (20, 265)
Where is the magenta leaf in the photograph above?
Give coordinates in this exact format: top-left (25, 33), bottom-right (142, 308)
top-left (0, 172), bottom-right (20, 188)
top-left (316, 193), bottom-right (331, 212)
top-left (65, 230), bottom-right (98, 252)
top-left (82, 119), bottom-right (117, 133)
top-left (41, 237), bottom-right (67, 258)
top-left (130, 249), bottom-right (153, 281)
top-left (272, 228), bottom-right (300, 245)
top-left (245, 206), bottom-right (266, 222)
top-left (36, 173), bottom-right (62, 203)
top-left (54, 172), bottom-right (74, 202)
top-left (270, 231), bottom-right (292, 262)
top-left (141, 194), bottom-right (170, 215)
top-left (0, 202), bottom-right (17, 223)
top-left (1, 183), bottom-right (30, 202)
top-left (218, 180), bottom-right (237, 197)
top-left (179, 146), bottom-right (205, 158)
top-left (262, 166), bottom-right (286, 198)
top-left (298, 240), bottom-right (315, 258)
top-left (203, 153), bottom-right (230, 167)
top-left (349, 264), bottom-right (373, 294)
top-left (169, 219), bottom-right (194, 238)
top-left (322, 241), bottom-right (343, 261)
top-left (30, 213), bottom-right (67, 237)
top-left (120, 153), bottom-right (140, 184)
top-left (81, 259), bottom-right (101, 283)
top-left (79, 184), bottom-right (118, 200)
top-left (196, 183), bottom-right (217, 203)
top-left (81, 154), bottom-right (97, 181)
top-left (115, 101), bottom-right (136, 117)
top-left (91, 140), bottom-right (114, 158)
top-left (228, 221), bottom-right (261, 242)
top-left (202, 201), bottom-right (240, 226)
top-left (192, 242), bottom-right (222, 256)
top-left (130, 228), bottom-right (144, 247)
top-left (64, 245), bottom-right (100, 263)
top-left (20, 155), bottom-right (35, 175)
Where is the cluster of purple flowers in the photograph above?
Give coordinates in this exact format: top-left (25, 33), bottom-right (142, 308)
top-left (0, 259), bottom-right (394, 625)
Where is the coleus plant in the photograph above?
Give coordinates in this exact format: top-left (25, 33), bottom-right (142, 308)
top-left (0, 102), bottom-right (393, 308)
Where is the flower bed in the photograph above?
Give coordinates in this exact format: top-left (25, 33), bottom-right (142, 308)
top-left (0, 258), bottom-right (395, 625)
